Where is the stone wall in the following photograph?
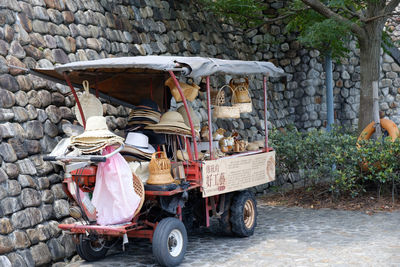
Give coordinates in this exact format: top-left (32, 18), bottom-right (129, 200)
top-left (1, 0), bottom-right (400, 265)
top-left (0, 0), bottom-right (290, 265)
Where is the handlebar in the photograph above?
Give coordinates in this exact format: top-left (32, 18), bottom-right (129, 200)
top-left (43, 144), bottom-right (125, 163)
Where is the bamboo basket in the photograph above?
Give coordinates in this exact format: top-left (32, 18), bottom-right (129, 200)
top-left (232, 92), bottom-right (252, 113)
top-left (147, 151), bottom-right (174, 185)
top-left (230, 78), bottom-right (251, 103)
top-left (213, 85), bottom-right (240, 119)
top-left (231, 78), bottom-right (252, 113)
top-left (210, 88), bottom-right (225, 105)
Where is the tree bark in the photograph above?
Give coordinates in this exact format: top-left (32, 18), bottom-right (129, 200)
top-left (357, 20), bottom-right (384, 132)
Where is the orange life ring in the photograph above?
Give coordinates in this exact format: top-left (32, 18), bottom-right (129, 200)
top-left (357, 118), bottom-right (399, 145)
top-left (357, 119), bottom-right (399, 171)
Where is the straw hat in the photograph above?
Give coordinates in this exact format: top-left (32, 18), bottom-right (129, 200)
top-left (165, 77), bottom-right (200, 102)
top-left (144, 111), bottom-right (192, 135)
top-left (177, 105), bottom-right (200, 132)
top-left (120, 132), bottom-right (155, 159)
top-left (72, 116), bottom-right (122, 139)
top-left (74, 80), bottom-right (103, 126)
top-left (71, 116), bottom-right (124, 153)
top-left (125, 132), bottom-right (155, 154)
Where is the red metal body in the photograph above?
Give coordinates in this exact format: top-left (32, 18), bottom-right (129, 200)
top-left (71, 166), bottom-right (97, 192)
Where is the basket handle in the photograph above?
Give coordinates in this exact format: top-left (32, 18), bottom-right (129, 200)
top-left (82, 80), bottom-right (90, 94)
top-left (229, 77), bottom-right (249, 88)
top-left (151, 151), bottom-right (167, 160)
top-left (216, 85), bottom-right (234, 106)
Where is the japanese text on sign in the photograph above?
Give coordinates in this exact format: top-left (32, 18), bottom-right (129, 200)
top-left (202, 151), bottom-right (275, 197)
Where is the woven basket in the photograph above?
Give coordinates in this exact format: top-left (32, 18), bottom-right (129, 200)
top-left (210, 88), bottom-right (225, 105)
top-left (165, 77), bottom-right (199, 102)
top-left (231, 80), bottom-right (252, 113)
top-left (147, 151), bottom-right (174, 185)
top-left (214, 85), bottom-right (240, 119)
top-left (230, 78), bottom-right (251, 103)
top-left (133, 174), bottom-right (145, 216)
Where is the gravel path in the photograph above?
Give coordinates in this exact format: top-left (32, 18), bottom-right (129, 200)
top-left (67, 203), bottom-right (400, 267)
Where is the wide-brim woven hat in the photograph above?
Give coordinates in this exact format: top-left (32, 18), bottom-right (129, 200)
top-left (72, 116), bottom-right (122, 140)
top-left (71, 116), bottom-right (124, 153)
top-left (74, 81), bottom-right (103, 126)
top-left (144, 111), bottom-right (192, 133)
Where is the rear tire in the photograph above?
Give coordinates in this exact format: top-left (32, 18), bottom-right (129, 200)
top-left (76, 234), bottom-right (109, 261)
top-left (218, 193), bottom-right (234, 235)
top-left (152, 217), bottom-right (187, 267)
top-left (230, 190), bottom-right (257, 237)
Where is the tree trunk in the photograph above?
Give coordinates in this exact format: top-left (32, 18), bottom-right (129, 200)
top-left (357, 22), bottom-right (383, 133)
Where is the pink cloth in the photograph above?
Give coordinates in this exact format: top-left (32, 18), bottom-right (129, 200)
top-left (92, 146), bottom-right (140, 225)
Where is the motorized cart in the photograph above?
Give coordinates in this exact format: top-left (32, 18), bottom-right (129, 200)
top-left (27, 56), bottom-right (284, 266)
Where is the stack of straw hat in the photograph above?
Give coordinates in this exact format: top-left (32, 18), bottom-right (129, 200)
top-left (127, 99), bottom-right (161, 129)
top-left (144, 111), bottom-right (192, 136)
top-left (71, 116), bottom-right (124, 154)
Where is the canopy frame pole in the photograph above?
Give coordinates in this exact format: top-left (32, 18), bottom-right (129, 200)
top-left (168, 71), bottom-right (199, 161)
top-left (206, 76), bottom-right (214, 159)
top-left (263, 75), bottom-right (269, 150)
top-left (64, 72), bottom-right (86, 128)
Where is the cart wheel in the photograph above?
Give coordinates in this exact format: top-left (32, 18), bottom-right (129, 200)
top-left (76, 234), bottom-right (109, 261)
top-left (230, 190), bottom-right (257, 237)
top-left (152, 217), bottom-right (187, 267)
top-left (218, 193), bottom-right (234, 235)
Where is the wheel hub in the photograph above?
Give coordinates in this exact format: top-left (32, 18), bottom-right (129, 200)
top-left (243, 199), bottom-right (255, 229)
top-left (89, 237), bottom-right (106, 252)
top-left (168, 229), bottom-right (183, 257)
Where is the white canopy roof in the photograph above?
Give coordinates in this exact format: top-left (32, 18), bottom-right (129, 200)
top-left (49, 56), bottom-right (285, 78)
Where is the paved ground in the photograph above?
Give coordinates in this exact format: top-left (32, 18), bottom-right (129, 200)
top-left (67, 202), bottom-right (400, 267)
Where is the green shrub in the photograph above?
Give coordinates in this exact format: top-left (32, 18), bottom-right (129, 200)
top-left (269, 126), bottom-right (400, 199)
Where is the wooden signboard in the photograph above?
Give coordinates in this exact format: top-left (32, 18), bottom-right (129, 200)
top-left (202, 151), bottom-right (275, 197)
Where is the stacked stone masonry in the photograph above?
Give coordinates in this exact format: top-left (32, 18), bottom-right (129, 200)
top-left (1, 0), bottom-right (400, 265)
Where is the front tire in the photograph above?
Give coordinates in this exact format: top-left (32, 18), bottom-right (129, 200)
top-left (152, 217), bottom-right (188, 267)
top-left (230, 190), bottom-right (257, 237)
top-left (76, 234), bottom-right (109, 261)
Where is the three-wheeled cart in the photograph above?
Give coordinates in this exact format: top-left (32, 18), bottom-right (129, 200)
top-left (31, 56), bottom-right (284, 266)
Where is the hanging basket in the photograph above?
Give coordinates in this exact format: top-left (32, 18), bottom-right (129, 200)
top-left (165, 77), bottom-right (199, 102)
top-left (210, 88), bottom-right (225, 105)
top-left (230, 78), bottom-right (251, 103)
top-left (232, 96), bottom-right (252, 113)
top-left (213, 85), bottom-right (240, 119)
top-left (232, 88), bottom-right (252, 114)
